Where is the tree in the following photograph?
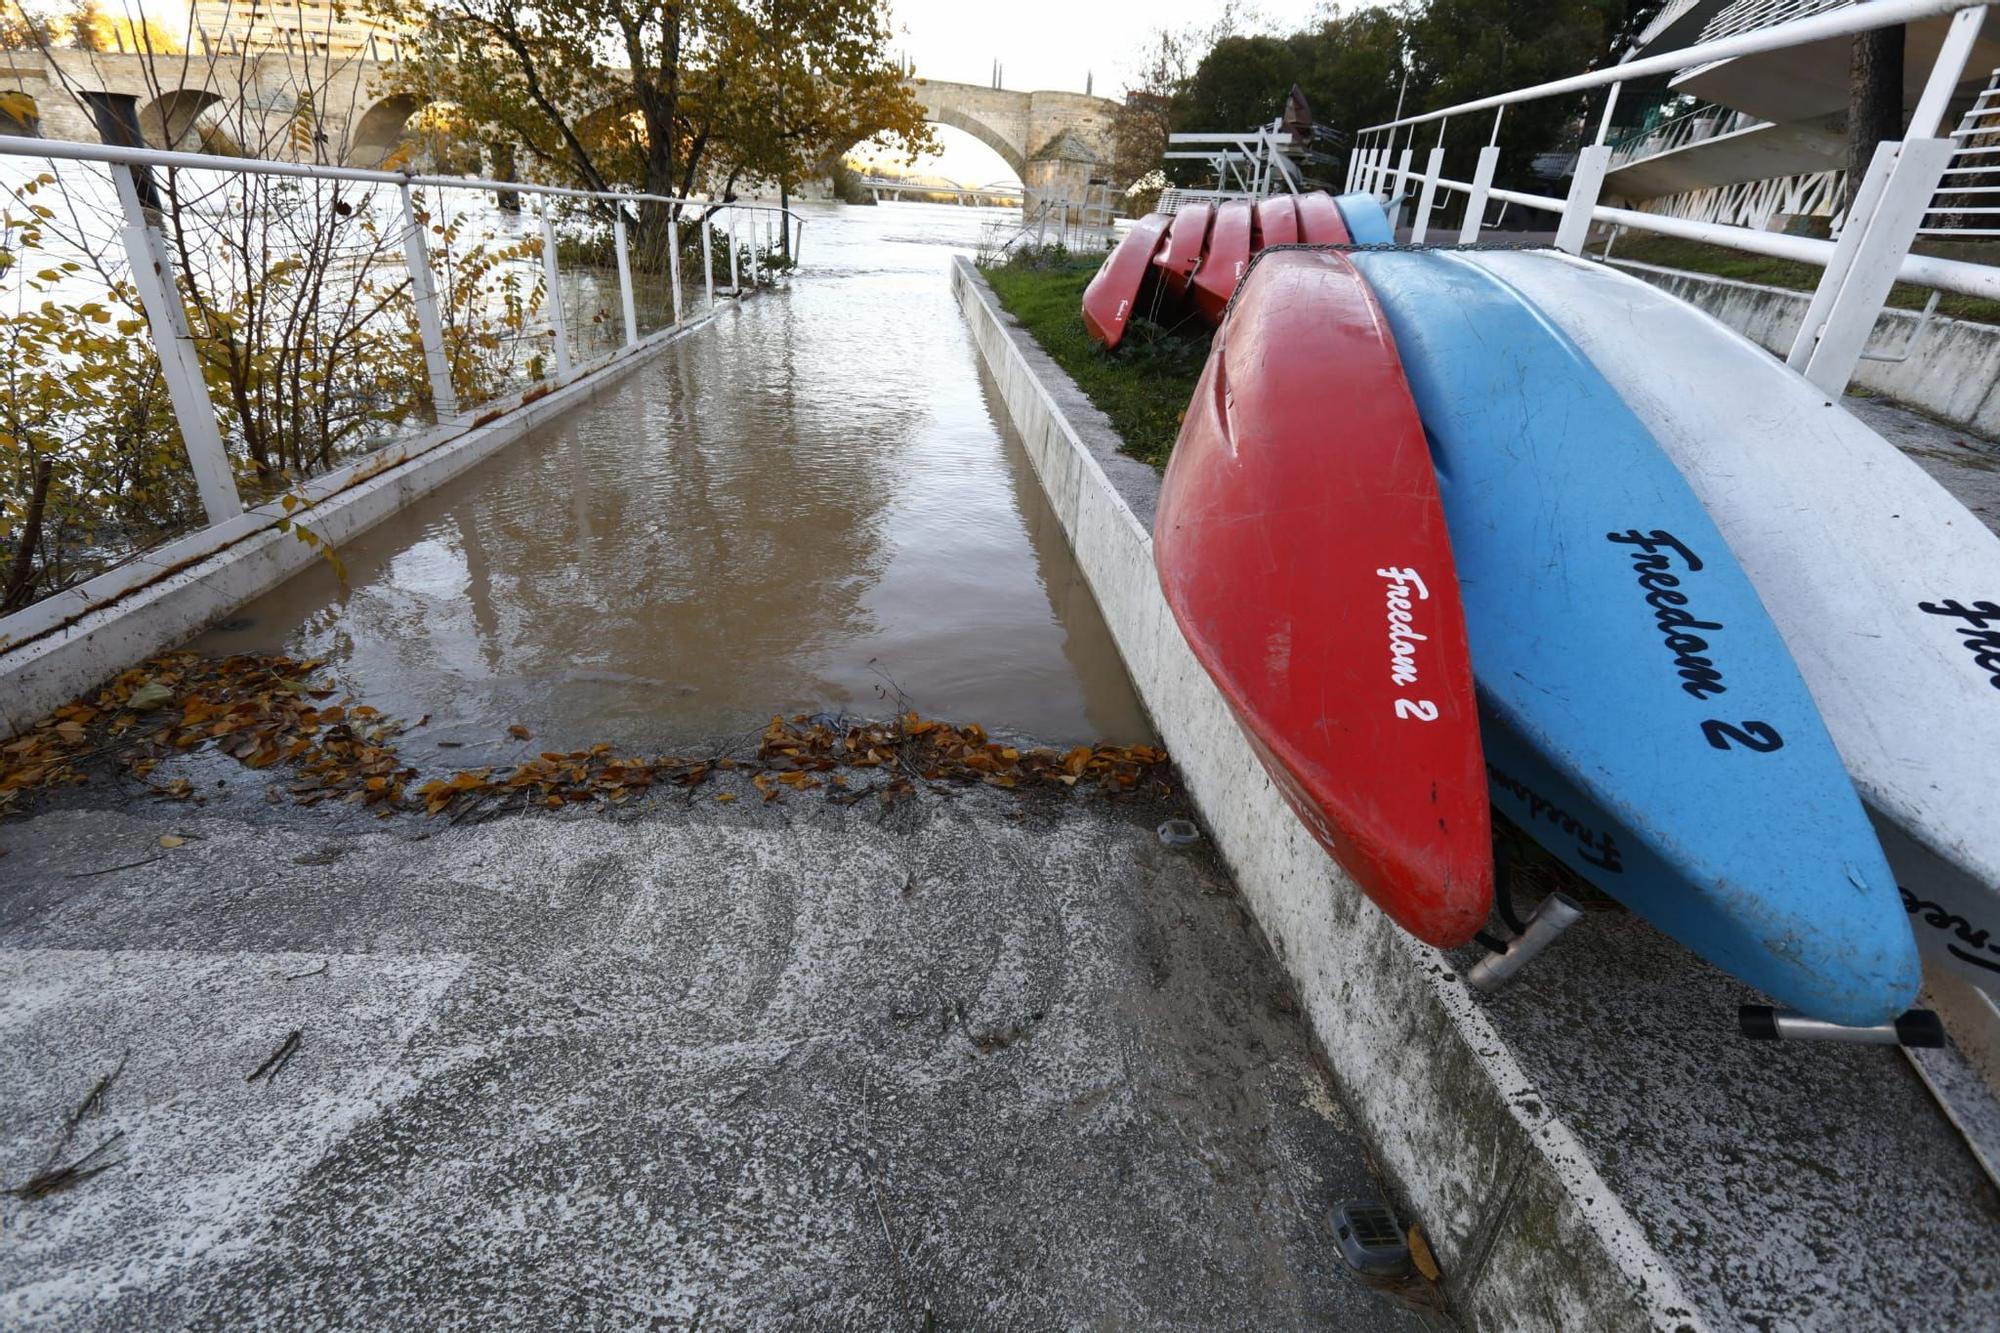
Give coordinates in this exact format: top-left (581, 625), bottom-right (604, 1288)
top-left (378, 0), bottom-right (929, 225)
top-left (1109, 10), bottom-right (1248, 196)
top-left (1846, 25), bottom-right (1904, 212)
top-left (702, 0), bottom-right (933, 249)
top-left (1162, 10), bottom-right (1414, 188)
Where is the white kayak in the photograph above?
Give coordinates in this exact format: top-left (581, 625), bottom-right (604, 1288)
top-left (1462, 249), bottom-right (2000, 998)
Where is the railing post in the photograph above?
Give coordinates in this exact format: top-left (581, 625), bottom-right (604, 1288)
top-left (1799, 138), bottom-right (1958, 393)
top-left (728, 208), bottom-right (741, 292)
top-left (110, 164), bottom-right (241, 525)
top-left (1344, 135), bottom-right (1364, 192)
top-left (1789, 5), bottom-right (1980, 393)
top-left (612, 202), bottom-right (639, 347)
top-left (1460, 145), bottom-right (1502, 244)
top-left (1554, 144), bottom-right (1612, 254)
top-left (398, 184), bottom-right (460, 419)
top-left (1788, 141), bottom-right (1898, 369)
top-left (1390, 144), bottom-right (1414, 225)
top-left (700, 206), bottom-right (715, 306)
top-left (1411, 133), bottom-right (1446, 244)
top-left (538, 198), bottom-right (571, 376)
top-left (667, 207), bottom-right (684, 325)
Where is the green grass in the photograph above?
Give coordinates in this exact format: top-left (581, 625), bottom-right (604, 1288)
top-left (1593, 234), bottom-right (2000, 327)
top-left (980, 249), bottom-right (1209, 470)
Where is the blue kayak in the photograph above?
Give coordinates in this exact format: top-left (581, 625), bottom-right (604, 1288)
top-left (1348, 250), bottom-right (1919, 1026)
top-left (1334, 193), bottom-right (1395, 245)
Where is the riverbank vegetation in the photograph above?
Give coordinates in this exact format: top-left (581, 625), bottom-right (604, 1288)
top-left (980, 247), bottom-right (1208, 471)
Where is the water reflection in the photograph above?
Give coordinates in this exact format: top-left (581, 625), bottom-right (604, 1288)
top-left (196, 202), bottom-right (1153, 751)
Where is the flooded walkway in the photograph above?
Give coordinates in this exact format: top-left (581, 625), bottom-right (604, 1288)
top-left (197, 203), bottom-right (1149, 752)
top-left (2, 204), bottom-right (1429, 1329)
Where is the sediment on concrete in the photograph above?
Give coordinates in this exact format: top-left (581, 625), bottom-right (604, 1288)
top-left (952, 255), bottom-right (2000, 1332)
top-left (1609, 258), bottom-right (2000, 437)
top-left (0, 308), bottom-right (724, 734)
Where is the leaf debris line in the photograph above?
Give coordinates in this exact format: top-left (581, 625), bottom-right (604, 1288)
top-left (1, 652), bottom-right (1173, 822)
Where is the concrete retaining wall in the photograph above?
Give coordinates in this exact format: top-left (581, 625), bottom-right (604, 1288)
top-left (0, 310), bottom-right (721, 734)
top-left (949, 257), bottom-right (1698, 1332)
top-left (1610, 258), bottom-right (2000, 437)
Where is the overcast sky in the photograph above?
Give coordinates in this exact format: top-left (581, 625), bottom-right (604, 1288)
top-left (886, 0), bottom-right (1331, 97)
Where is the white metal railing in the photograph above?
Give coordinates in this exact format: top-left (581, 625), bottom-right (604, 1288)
top-left (1344, 0), bottom-right (1999, 399)
top-left (0, 131), bottom-right (802, 636)
top-left (1924, 70), bottom-right (2000, 233)
top-left (1166, 123), bottom-right (1305, 200)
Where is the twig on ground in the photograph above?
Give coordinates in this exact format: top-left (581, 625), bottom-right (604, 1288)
top-left (8, 1132), bottom-right (126, 1200)
top-left (245, 1029), bottom-right (303, 1083)
top-left (65, 854), bottom-right (163, 880)
top-left (283, 961), bottom-right (329, 981)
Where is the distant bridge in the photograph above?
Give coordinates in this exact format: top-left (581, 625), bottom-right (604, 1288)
top-left (858, 176), bottom-right (1023, 205)
top-left (0, 50), bottom-right (1119, 212)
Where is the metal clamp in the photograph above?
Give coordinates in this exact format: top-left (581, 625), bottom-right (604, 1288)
top-left (1465, 893), bottom-right (1583, 992)
top-left (1739, 1006), bottom-right (1946, 1047)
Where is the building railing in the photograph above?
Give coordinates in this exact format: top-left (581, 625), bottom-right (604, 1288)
top-left (0, 131), bottom-right (801, 634)
top-left (1344, 0), bottom-right (1999, 400)
top-left (1608, 100), bottom-right (1769, 168)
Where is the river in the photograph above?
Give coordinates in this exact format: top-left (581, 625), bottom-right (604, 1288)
top-left (193, 200), bottom-right (1154, 751)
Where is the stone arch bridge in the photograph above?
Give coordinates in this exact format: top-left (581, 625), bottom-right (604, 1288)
top-left (0, 50), bottom-right (1120, 212)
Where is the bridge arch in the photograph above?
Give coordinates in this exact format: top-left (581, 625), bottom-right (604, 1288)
top-left (347, 92), bottom-right (425, 167)
top-left (138, 89), bottom-right (227, 153)
top-left (925, 106), bottom-right (1026, 180)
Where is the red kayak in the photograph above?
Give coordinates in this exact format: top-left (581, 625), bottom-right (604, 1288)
top-left (1296, 192), bottom-right (1350, 245)
top-left (1153, 203), bottom-right (1213, 303)
top-left (1154, 249), bottom-right (1492, 946)
top-left (1080, 212), bottom-right (1171, 350)
top-left (1190, 200), bottom-right (1253, 324)
top-left (1255, 195), bottom-right (1300, 248)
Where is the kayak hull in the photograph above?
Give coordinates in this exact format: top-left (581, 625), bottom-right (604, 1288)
top-left (1351, 249), bottom-right (1918, 1025)
top-left (1081, 213), bottom-right (1170, 350)
top-left (1296, 192), bottom-right (1351, 245)
top-left (1191, 201), bottom-right (1254, 324)
top-left (1335, 193), bottom-right (1395, 245)
top-left (1254, 195), bottom-right (1300, 248)
top-left (1156, 250), bottom-right (1491, 946)
top-left (1154, 203), bottom-right (1214, 303)
top-left (1468, 249), bottom-right (2000, 996)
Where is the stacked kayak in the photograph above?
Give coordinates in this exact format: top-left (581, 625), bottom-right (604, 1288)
top-left (1081, 190), bottom-right (1394, 349)
top-left (1111, 196), bottom-right (1951, 1024)
top-left (1156, 250), bottom-right (1491, 947)
top-left (1347, 250), bottom-right (1919, 1026)
top-left (1462, 250), bottom-right (2000, 996)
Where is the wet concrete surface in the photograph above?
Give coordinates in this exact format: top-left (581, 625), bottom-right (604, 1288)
top-left (1848, 393), bottom-right (2000, 531)
top-left (194, 203), bottom-right (1150, 756)
top-left (0, 783), bottom-right (1436, 1331)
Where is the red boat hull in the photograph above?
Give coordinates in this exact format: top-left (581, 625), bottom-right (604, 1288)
top-left (1255, 195), bottom-right (1300, 248)
top-left (1190, 201), bottom-right (1254, 324)
top-left (1295, 192), bottom-right (1350, 245)
top-left (1154, 250), bottom-right (1492, 946)
top-left (1154, 203), bottom-right (1214, 303)
top-left (1081, 213), bottom-right (1171, 350)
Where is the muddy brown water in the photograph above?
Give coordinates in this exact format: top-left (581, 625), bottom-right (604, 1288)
top-left (195, 202), bottom-right (1153, 753)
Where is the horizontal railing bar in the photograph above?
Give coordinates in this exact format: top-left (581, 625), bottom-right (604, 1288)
top-left (1359, 0), bottom-right (1985, 134)
top-left (1385, 165), bottom-right (2000, 301)
top-left (0, 133), bottom-right (805, 220)
top-left (1918, 226), bottom-right (2000, 233)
